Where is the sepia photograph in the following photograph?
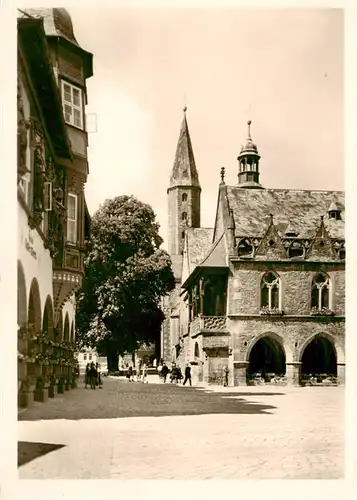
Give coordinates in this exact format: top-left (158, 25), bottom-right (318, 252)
top-left (7, 3), bottom-right (353, 493)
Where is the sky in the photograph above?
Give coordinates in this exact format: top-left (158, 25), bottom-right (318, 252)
top-left (68, 8), bottom-right (344, 250)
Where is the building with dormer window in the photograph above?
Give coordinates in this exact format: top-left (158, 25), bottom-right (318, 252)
top-left (17, 8), bottom-right (93, 406)
top-left (162, 111), bottom-right (345, 386)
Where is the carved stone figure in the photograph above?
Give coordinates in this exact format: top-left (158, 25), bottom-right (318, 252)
top-left (17, 77), bottom-right (30, 183)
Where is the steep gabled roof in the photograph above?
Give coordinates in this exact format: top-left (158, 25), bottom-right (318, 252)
top-left (226, 187), bottom-right (344, 239)
top-left (169, 111), bottom-right (201, 189)
top-left (198, 232), bottom-right (229, 269)
top-left (186, 227), bottom-right (214, 275)
top-left (182, 230), bottom-right (229, 289)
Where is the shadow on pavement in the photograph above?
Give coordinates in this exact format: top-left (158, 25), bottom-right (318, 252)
top-left (18, 441), bottom-right (65, 467)
top-left (18, 378), bottom-right (283, 421)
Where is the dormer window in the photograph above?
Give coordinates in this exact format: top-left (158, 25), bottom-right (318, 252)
top-left (61, 80), bottom-right (84, 129)
top-left (328, 202), bottom-right (340, 220)
top-left (237, 237), bottom-right (253, 257)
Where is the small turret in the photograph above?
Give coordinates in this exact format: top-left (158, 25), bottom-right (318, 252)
top-left (237, 120), bottom-right (263, 189)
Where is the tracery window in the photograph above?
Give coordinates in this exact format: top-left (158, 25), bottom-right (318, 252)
top-left (182, 212), bottom-right (187, 221)
top-left (182, 193), bottom-right (187, 202)
top-left (311, 273), bottom-right (330, 310)
top-left (261, 272), bottom-right (280, 309)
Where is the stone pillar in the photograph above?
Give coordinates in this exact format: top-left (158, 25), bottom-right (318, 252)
top-left (337, 363), bottom-right (345, 385)
top-left (233, 361), bottom-right (248, 386)
top-left (286, 362), bottom-right (301, 386)
top-left (203, 352), bottom-right (210, 384)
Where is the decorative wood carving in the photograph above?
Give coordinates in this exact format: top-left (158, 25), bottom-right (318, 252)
top-left (17, 76), bottom-right (30, 183)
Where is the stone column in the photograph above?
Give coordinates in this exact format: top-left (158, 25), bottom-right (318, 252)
top-left (337, 363), bottom-right (345, 385)
top-left (286, 362), bottom-right (301, 385)
top-left (203, 352), bottom-right (210, 384)
top-left (233, 361), bottom-right (248, 386)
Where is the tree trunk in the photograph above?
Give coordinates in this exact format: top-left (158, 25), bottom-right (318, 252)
top-left (107, 350), bottom-right (118, 372)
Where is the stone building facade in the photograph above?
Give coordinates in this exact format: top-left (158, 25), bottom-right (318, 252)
top-left (17, 9), bottom-right (93, 405)
top-left (162, 114), bottom-right (345, 386)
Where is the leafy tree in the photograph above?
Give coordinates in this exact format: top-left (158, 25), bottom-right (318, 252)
top-left (75, 195), bottom-right (175, 371)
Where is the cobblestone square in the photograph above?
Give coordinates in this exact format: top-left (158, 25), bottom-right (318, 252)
top-left (18, 376), bottom-right (344, 479)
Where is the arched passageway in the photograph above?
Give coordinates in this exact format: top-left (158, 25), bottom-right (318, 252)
top-left (55, 310), bottom-right (63, 340)
top-left (28, 278), bottom-right (41, 334)
top-left (42, 296), bottom-right (54, 339)
top-left (63, 313), bottom-right (70, 341)
top-left (248, 336), bottom-right (286, 382)
top-left (301, 335), bottom-right (337, 377)
top-left (17, 261), bottom-right (27, 327)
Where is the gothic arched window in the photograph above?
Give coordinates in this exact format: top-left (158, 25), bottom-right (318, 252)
top-left (311, 273), bottom-right (330, 310)
top-left (261, 272), bottom-right (280, 310)
top-left (182, 193), bottom-right (187, 202)
top-left (182, 212), bottom-right (187, 221)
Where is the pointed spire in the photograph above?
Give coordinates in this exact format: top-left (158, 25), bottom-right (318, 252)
top-left (220, 167), bottom-right (225, 184)
top-left (169, 108), bottom-right (200, 189)
top-left (247, 119), bottom-right (252, 139)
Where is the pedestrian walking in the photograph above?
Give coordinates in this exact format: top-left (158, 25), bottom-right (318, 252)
top-left (183, 363), bottom-right (192, 386)
top-left (177, 366), bottom-right (183, 383)
top-left (89, 362), bottom-right (97, 389)
top-left (96, 362), bottom-right (103, 388)
top-left (141, 363), bottom-right (148, 383)
top-left (84, 363), bottom-right (90, 388)
top-left (127, 365), bottom-right (133, 382)
top-left (223, 365), bottom-right (229, 387)
top-left (161, 363), bottom-right (169, 383)
top-left (170, 363), bottom-right (178, 384)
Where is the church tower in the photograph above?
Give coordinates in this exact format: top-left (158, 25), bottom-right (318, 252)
top-left (167, 107), bottom-right (201, 256)
top-left (162, 108), bottom-right (201, 363)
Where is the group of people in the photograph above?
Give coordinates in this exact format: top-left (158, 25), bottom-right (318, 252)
top-left (157, 362), bottom-right (192, 386)
top-left (126, 362), bottom-right (148, 383)
top-left (84, 362), bottom-right (103, 389)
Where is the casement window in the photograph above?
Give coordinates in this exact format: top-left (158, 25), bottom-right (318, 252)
top-left (311, 273), bottom-right (330, 310)
top-left (83, 353), bottom-right (87, 361)
top-left (261, 271), bottom-right (280, 309)
top-left (67, 193), bottom-right (78, 244)
top-left (61, 80), bottom-right (83, 129)
top-left (19, 173), bottom-right (30, 205)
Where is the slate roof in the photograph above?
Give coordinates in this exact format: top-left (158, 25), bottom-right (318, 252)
top-left (227, 187), bottom-right (345, 239)
top-left (23, 8), bottom-right (80, 46)
top-left (199, 232), bottom-right (228, 268)
top-left (169, 112), bottom-right (200, 189)
top-left (186, 228), bottom-right (214, 274)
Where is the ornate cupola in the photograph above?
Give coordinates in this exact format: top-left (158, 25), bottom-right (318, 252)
top-left (237, 120), bottom-right (263, 189)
